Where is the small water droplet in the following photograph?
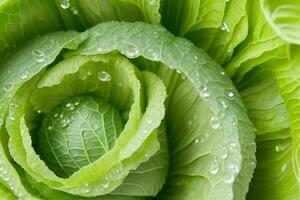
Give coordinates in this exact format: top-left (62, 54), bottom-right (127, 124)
top-left (221, 71), bottom-right (225, 75)
top-left (37, 109), bottom-right (42, 114)
top-left (220, 22), bottom-right (230, 32)
top-left (74, 98), bottom-right (80, 106)
top-left (81, 184), bottom-right (90, 193)
top-left (188, 121), bottom-right (192, 126)
top-left (21, 71), bottom-right (29, 80)
top-left (210, 157), bottom-right (219, 174)
top-left (60, 0), bottom-right (70, 9)
top-left (210, 116), bottom-right (220, 129)
top-left (221, 101), bottom-right (228, 109)
top-left (65, 102), bottom-right (75, 110)
top-left (229, 141), bottom-right (237, 149)
top-left (123, 45), bottom-right (139, 58)
top-left (97, 46), bottom-right (108, 53)
top-left (87, 71), bottom-right (92, 76)
top-left (145, 48), bottom-right (160, 60)
top-left (275, 145), bottom-right (285, 152)
top-left (225, 174), bottom-right (235, 184)
top-left (71, 7), bottom-right (79, 15)
top-left (220, 147), bottom-right (228, 159)
top-left (226, 89), bottom-right (235, 99)
top-left (195, 138), bottom-right (200, 144)
top-left (146, 120), bottom-right (153, 124)
top-left (145, 153), bottom-right (149, 158)
top-left (199, 86), bottom-right (210, 99)
top-left (149, 0), bottom-right (156, 5)
top-left (47, 125), bottom-right (53, 131)
top-left (102, 182), bottom-right (110, 188)
top-left (176, 69), bottom-right (182, 74)
top-left (98, 71), bottom-right (112, 82)
top-left (61, 118), bottom-right (69, 128)
top-left (3, 83), bottom-right (13, 92)
top-left (229, 164), bottom-right (240, 173)
top-left (32, 49), bottom-right (46, 63)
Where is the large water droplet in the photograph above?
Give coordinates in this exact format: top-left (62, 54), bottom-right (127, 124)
top-left (194, 138), bottom-right (200, 144)
top-left (220, 22), bottom-right (230, 32)
top-left (81, 184), bottom-right (90, 193)
top-left (60, 0), bottom-right (70, 9)
top-left (210, 157), bottom-right (219, 174)
top-left (32, 49), bottom-right (46, 63)
top-left (210, 116), bottom-right (220, 129)
top-left (98, 71), bottom-right (112, 82)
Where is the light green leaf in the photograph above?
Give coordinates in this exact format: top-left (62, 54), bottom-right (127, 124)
top-left (260, 0), bottom-right (300, 44)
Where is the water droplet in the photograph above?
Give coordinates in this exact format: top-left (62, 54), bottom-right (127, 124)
top-left (195, 138), bottom-right (200, 144)
top-left (145, 153), bottom-right (149, 158)
top-left (225, 174), bottom-right (235, 184)
top-left (65, 102), bottom-right (75, 110)
top-left (145, 48), bottom-right (160, 60)
top-left (97, 46), bottom-right (108, 53)
top-left (275, 145), bottom-right (285, 152)
top-left (32, 49), bottom-right (46, 63)
top-left (229, 164), bottom-right (240, 173)
top-left (143, 130), bottom-right (148, 134)
top-left (210, 157), bottom-right (219, 174)
top-left (149, 0), bottom-right (156, 5)
top-left (220, 147), bottom-right (228, 159)
top-left (221, 71), bottom-right (225, 75)
top-left (7, 70), bottom-right (12, 74)
top-left (60, 0), bottom-right (70, 9)
top-left (21, 71), bottom-right (29, 80)
top-left (54, 113), bottom-right (59, 118)
top-left (220, 22), bottom-right (230, 32)
top-left (37, 109), bottom-right (42, 114)
top-left (71, 7), bottom-right (79, 15)
top-left (74, 98), bottom-right (80, 106)
top-left (98, 71), bottom-right (112, 82)
top-left (61, 118), bottom-right (69, 128)
top-left (47, 125), bottom-right (53, 131)
top-left (146, 120), bottom-right (153, 124)
top-left (226, 89), bottom-right (235, 99)
top-left (210, 116), bottom-right (220, 129)
top-left (3, 83), bottom-right (13, 92)
top-left (188, 121), bottom-right (192, 126)
top-left (199, 86), bottom-right (210, 99)
top-left (8, 116), bottom-right (15, 121)
top-left (87, 71), bottom-right (92, 76)
top-left (102, 182), bottom-right (110, 188)
top-left (81, 184), bottom-right (90, 193)
top-left (229, 141), bottom-right (237, 149)
top-left (221, 100), bottom-right (228, 109)
top-left (123, 45), bottom-right (139, 58)
top-left (176, 69), bottom-right (182, 74)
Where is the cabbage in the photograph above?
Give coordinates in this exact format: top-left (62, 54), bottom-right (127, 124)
top-left (0, 0), bottom-right (298, 199)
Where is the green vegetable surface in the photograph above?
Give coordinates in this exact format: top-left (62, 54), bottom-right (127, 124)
top-left (0, 0), bottom-right (299, 200)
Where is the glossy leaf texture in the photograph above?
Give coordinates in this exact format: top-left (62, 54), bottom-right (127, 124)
top-left (0, 21), bottom-right (255, 200)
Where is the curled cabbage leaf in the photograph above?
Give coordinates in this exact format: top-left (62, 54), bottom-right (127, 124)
top-left (0, 21), bottom-right (255, 200)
